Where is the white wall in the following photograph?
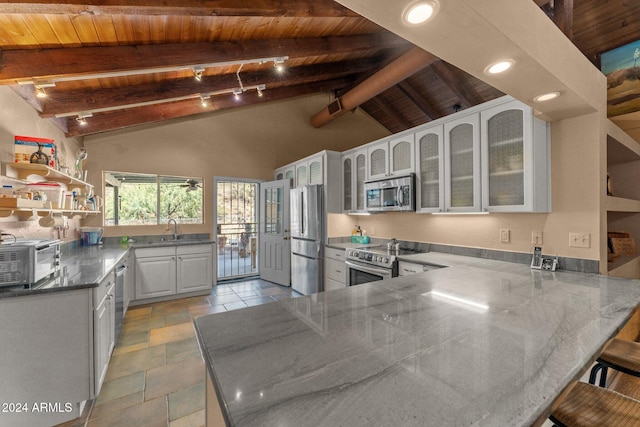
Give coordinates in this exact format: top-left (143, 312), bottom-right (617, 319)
top-left (0, 87), bottom-right (85, 242)
top-left (83, 93), bottom-right (390, 237)
top-left (329, 113), bottom-right (603, 261)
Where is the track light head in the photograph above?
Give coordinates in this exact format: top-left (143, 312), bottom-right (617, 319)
top-left (199, 94), bottom-right (210, 107)
top-left (274, 57), bottom-right (285, 73)
top-left (256, 84), bottom-right (265, 97)
top-left (232, 88), bottom-right (242, 100)
top-left (35, 86), bottom-right (47, 98)
top-left (75, 112), bottom-right (93, 126)
top-left (193, 66), bottom-right (205, 81)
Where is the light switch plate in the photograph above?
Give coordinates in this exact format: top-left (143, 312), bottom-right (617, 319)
top-left (500, 229), bottom-right (510, 243)
top-left (569, 232), bottom-right (590, 248)
top-left (531, 231), bottom-right (542, 245)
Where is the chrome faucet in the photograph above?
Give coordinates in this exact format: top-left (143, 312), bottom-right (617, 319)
top-left (167, 219), bottom-right (178, 240)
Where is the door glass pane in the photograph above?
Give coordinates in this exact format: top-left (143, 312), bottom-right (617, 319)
top-left (216, 180), bottom-right (258, 280)
top-left (343, 158), bottom-right (352, 211)
top-left (449, 123), bottom-right (474, 208)
top-left (420, 133), bottom-right (440, 209)
top-left (488, 110), bottom-right (524, 206)
top-left (285, 170), bottom-right (294, 181)
top-left (264, 187), bottom-right (282, 235)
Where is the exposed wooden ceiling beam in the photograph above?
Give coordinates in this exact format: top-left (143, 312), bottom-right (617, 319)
top-left (37, 57), bottom-right (381, 117)
top-left (0, 0), bottom-right (358, 17)
top-left (65, 77), bottom-right (354, 137)
top-left (396, 81), bottom-right (440, 121)
top-left (431, 61), bottom-right (484, 108)
top-left (0, 34), bottom-right (409, 84)
top-left (553, 0), bottom-right (574, 40)
top-left (368, 96), bottom-right (413, 132)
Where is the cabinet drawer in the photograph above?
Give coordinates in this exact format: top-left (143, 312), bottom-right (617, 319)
top-left (177, 244), bottom-right (213, 255)
top-left (398, 261), bottom-right (443, 276)
top-left (325, 246), bottom-right (345, 261)
top-left (135, 246), bottom-right (176, 258)
top-left (325, 258), bottom-right (346, 284)
top-left (324, 277), bottom-right (346, 292)
top-left (93, 273), bottom-right (113, 306)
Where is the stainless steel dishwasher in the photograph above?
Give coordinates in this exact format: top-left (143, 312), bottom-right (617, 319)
top-left (114, 260), bottom-right (127, 345)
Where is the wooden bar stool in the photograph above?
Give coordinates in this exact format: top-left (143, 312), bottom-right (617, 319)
top-left (550, 381), bottom-right (640, 426)
top-left (589, 338), bottom-right (640, 387)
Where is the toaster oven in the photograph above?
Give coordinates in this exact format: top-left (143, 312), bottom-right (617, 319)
top-left (0, 239), bottom-right (61, 286)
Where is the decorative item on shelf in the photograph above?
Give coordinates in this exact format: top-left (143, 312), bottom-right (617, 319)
top-left (607, 173), bottom-right (613, 196)
top-left (29, 143), bottom-right (50, 165)
top-left (74, 148), bottom-right (87, 180)
top-left (14, 135), bottom-right (56, 168)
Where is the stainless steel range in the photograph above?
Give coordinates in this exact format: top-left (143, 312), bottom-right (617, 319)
top-left (344, 246), bottom-right (407, 286)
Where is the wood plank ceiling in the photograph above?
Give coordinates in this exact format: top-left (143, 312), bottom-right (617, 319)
top-left (0, 0), bottom-right (638, 138)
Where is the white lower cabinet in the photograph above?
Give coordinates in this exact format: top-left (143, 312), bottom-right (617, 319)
top-left (93, 275), bottom-right (115, 397)
top-left (177, 245), bottom-right (214, 293)
top-left (398, 261), bottom-right (443, 276)
top-left (135, 244), bottom-right (213, 301)
top-left (324, 246), bottom-right (346, 291)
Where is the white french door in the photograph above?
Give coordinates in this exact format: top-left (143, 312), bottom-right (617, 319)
top-left (259, 179), bottom-right (291, 286)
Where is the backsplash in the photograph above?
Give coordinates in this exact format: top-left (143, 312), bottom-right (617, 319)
top-left (328, 236), bottom-right (599, 274)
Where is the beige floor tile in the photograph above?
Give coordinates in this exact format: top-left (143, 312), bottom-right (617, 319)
top-left (188, 303), bottom-right (224, 319)
top-left (169, 409), bottom-right (205, 427)
top-left (145, 358), bottom-right (204, 401)
top-left (87, 396), bottom-right (167, 427)
top-left (150, 322), bottom-right (195, 346)
top-left (122, 315), bottom-right (166, 334)
top-left (96, 371), bottom-right (145, 404)
top-left (182, 295), bottom-right (211, 307)
top-left (168, 381), bottom-right (205, 421)
top-left (124, 306), bottom-right (153, 320)
top-left (105, 345), bottom-right (166, 381)
top-left (113, 341), bottom-right (149, 356)
top-left (116, 330), bottom-right (149, 348)
top-left (165, 310), bottom-right (193, 326)
top-left (90, 391), bottom-right (144, 421)
top-left (166, 337), bottom-right (202, 364)
top-left (152, 300), bottom-right (188, 315)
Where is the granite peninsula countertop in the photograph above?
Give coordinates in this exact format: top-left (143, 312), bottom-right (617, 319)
top-left (195, 257), bottom-right (640, 426)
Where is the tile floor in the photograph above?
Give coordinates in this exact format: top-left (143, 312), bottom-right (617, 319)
top-left (60, 278), bottom-right (300, 427)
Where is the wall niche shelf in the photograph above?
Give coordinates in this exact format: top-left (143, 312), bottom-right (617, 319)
top-left (0, 208), bottom-right (100, 221)
top-left (605, 120), bottom-right (640, 277)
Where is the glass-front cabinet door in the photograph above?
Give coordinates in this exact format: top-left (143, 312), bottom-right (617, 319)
top-left (367, 141), bottom-right (389, 180)
top-left (389, 135), bottom-right (415, 176)
top-left (355, 150), bottom-right (367, 212)
top-left (416, 125), bottom-right (444, 213)
top-left (308, 157), bottom-right (323, 185)
top-left (481, 100), bottom-right (539, 212)
top-left (296, 163), bottom-right (308, 187)
top-left (444, 114), bottom-right (481, 212)
top-left (342, 154), bottom-right (353, 212)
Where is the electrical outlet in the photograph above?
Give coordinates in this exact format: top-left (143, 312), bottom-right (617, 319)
top-left (532, 231), bottom-right (543, 245)
top-left (569, 232), bottom-right (590, 248)
top-left (500, 229), bottom-right (510, 243)
top-left (370, 226), bottom-right (375, 236)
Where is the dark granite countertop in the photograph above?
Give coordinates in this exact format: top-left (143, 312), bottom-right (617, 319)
top-left (0, 243), bottom-right (130, 298)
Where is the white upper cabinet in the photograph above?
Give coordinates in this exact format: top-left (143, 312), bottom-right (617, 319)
top-left (416, 125), bottom-right (445, 213)
top-left (481, 99), bottom-right (550, 212)
top-left (274, 166), bottom-right (294, 184)
top-left (367, 135), bottom-right (415, 180)
top-left (296, 163), bottom-right (308, 186)
top-left (444, 113), bottom-right (481, 212)
top-left (342, 154), bottom-right (353, 213)
top-left (308, 157), bottom-right (323, 185)
top-left (390, 136), bottom-right (415, 176)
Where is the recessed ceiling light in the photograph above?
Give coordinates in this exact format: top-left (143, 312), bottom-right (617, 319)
top-left (485, 59), bottom-right (515, 75)
top-left (403, 1), bottom-right (437, 25)
top-left (534, 91), bottom-right (560, 102)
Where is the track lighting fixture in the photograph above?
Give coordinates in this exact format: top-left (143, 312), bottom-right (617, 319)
top-left (75, 112), bottom-right (93, 126)
top-left (232, 88), bottom-right (242, 100)
top-left (193, 66), bottom-right (205, 81)
top-left (257, 84), bottom-right (265, 97)
top-left (199, 94), bottom-right (210, 107)
top-left (29, 80), bottom-right (55, 99)
top-left (274, 57), bottom-right (286, 73)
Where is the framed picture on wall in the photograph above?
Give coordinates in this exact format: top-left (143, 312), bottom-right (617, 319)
top-left (600, 39), bottom-right (640, 117)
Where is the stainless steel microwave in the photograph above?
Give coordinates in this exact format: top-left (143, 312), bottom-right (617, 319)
top-left (364, 173), bottom-right (415, 212)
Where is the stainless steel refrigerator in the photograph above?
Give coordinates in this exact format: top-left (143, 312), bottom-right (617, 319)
top-left (290, 185), bottom-right (324, 295)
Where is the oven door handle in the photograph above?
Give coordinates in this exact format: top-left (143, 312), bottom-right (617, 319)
top-left (345, 259), bottom-right (392, 277)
